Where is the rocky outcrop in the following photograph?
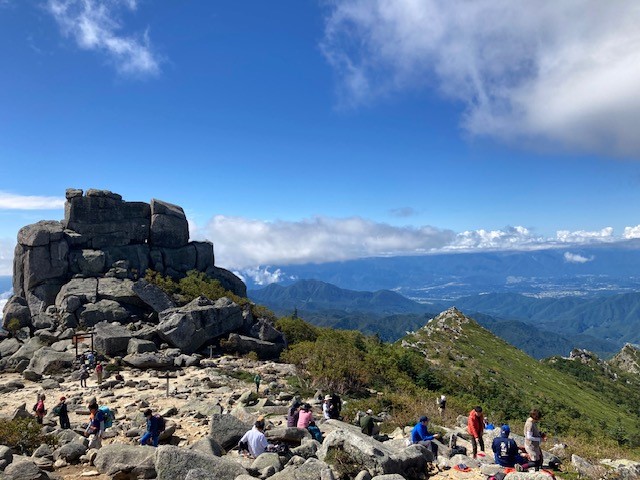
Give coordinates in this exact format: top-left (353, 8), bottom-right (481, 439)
top-left (4, 189), bottom-right (245, 331)
top-left (609, 343), bottom-right (640, 375)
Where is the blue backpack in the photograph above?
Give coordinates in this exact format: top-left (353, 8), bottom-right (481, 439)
top-left (98, 406), bottom-right (115, 428)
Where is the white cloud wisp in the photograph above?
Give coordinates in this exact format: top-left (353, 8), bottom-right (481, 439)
top-left (0, 191), bottom-right (65, 210)
top-left (564, 252), bottom-right (594, 264)
top-left (322, 1), bottom-right (640, 157)
top-left (47, 0), bottom-right (160, 76)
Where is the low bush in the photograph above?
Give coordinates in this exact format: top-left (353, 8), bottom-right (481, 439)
top-left (0, 418), bottom-right (56, 454)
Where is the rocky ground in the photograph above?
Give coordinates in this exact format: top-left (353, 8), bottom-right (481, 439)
top-left (1, 356), bottom-right (635, 480)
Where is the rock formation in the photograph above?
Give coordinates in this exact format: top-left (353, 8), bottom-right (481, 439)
top-left (1, 189), bottom-right (284, 370)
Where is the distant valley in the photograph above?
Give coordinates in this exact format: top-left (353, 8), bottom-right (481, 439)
top-left (249, 279), bottom-right (630, 359)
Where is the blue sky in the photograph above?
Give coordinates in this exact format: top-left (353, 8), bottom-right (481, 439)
top-left (1, 0), bottom-right (640, 277)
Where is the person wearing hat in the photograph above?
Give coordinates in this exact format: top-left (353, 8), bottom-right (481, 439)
top-left (492, 425), bottom-right (526, 468)
top-left (55, 396), bottom-right (71, 429)
top-left (297, 403), bottom-right (314, 428)
top-left (322, 395), bottom-right (334, 420)
top-left (410, 416), bottom-right (440, 457)
top-left (359, 409), bottom-right (383, 436)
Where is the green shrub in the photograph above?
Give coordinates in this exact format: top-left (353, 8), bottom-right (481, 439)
top-left (0, 418), bottom-right (56, 454)
top-left (275, 316), bottom-right (319, 346)
top-left (6, 317), bottom-right (21, 336)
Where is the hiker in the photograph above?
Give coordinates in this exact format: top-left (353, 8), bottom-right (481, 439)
top-left (322, 395), bottom-right (334, 420)
top-left (254, 373), bottom-right (261, 394)
top-left (360, 409), bottom-right (382, 436)
top-left (287, 399), bottom-right (301, 427)
top-left (85, 403), bottom-right (105, 449)
top-left (140, 409), bottom-right (163, 447)
top-left (523, 409), bottom-right (545, 471)
top-left (238, 419), bottom-right (270, 458)
top-left (467, 405), bottom-right (486, 458)
top-left (79, 365), bottom-right (89, 388)
top-left (296, 403), bottom-right (314, 428)
top-left (330, 394), bottom-right (342, 419)
top-left (55, 396), bottom-right (71, 429)
top-left (33, 394), bottom-right (46, 424)
top-left (436, 395), bottom-right (446, 421)
top-left (95, 361), bottom-right (103, 385)
top-left (307, 421), bottom-right (323, 442)
top-left (86, 351), bottom-right (95, 368)
top-left (492, 424), bottom-right (527, 468)
top-left (410, 415), bottom-right (440, 458)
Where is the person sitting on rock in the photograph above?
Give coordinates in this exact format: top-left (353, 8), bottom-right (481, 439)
top-left (296, 403), bottom-right (314, 428)
top-left (238, 419), bottom-right (270, 458)
top-left (307, 421), bottom-right (323, 443)
top-left (322, 395), bottom-right (334, 420)
top-left (410, 415), bottom-right (440, 458)
top-left (287, 400), bottom-right (301, 427)
top-left (360, 409), bottom-right (382, 436)
top-left (140, 409), bottom-right (162, 447)
top-left (492, 424), bottom-right (527, 468)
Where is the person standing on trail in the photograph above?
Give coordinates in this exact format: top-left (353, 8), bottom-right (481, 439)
top-left (95, 361), bottom-right (103, 385)
top-left (523, 409), bottom-right (545, 471)
top-left (436, 395), bottom-right (446, 421)
top-left (33, 394), bottom-right (46, 424)
top-left (254, 373), bottom-right (261, 394)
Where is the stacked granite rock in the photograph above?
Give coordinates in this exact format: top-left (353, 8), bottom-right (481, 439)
top-left (1, 189), bottom-right (284, 372)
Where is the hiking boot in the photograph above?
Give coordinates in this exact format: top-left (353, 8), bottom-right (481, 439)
top-left (515, 464), bottom-right (523, 472)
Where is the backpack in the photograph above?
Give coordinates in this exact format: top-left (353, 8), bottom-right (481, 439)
top-left (155, 414), bottom-right (166, 432)
top-left (98, 406), bottom-right (115, 428)
top-left (52, 405), bottom-right (62, 416)
top-left (449, 445), bottom-right (467, 458)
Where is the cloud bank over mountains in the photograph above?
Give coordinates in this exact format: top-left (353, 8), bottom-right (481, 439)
top-left (197, 215), bottom-right (640, 272)
top-left (322, 1), bottom-right (640, 157)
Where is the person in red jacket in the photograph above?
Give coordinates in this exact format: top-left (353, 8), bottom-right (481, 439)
top-left (467, 406), bottom-right (485, 458)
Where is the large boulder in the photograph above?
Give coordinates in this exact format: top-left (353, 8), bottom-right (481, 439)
top-left (317, 422), bottom-right (429, 478)
top-left (131, 279), bottom-right (175, 313)
top-left (154, 445), bottom-right (247, 480)
top-left (55, 278), bottom-right (98, 308)
top-left (68, 249), bottom-right (105, 275)
top-left (150, 199), bottom-right (189, 248)
top-left (0, 338), bottom-right (22, 359)
top-left (62, 189), bottom-right (150, 248)
top-left (189, 437), bottom-right (224, 458)
top-left (3, 459), bottom-right (49, 480)
top-left (123, 352), bottom-right (173, 369)
top-left (206, 266), bottom-right (247, 298)
top-left (52, 442), bottom-right (87, 463)
top-left (94, 444), bottom-right (156, 479)
top-left (93, 321), bottom-right (132, 356)
top-left (224, 334), bottom-right (284, 359)
top-left (158, 297), bottom-right (244, 354)
top-left (266, 427), bottom-right (312, 444)
top-left (269, 458), bottom-right (330, 480)
top-left (97, 278), bottom-right (143, 307)
top-left (208, 413), bottom-right (252, 450)
top-left (127, 338), bottom-right (158, 354)
top-left (77, 300), bottom-right (130, 326)
top-left (572, 454), bottom-right (608, 480)
top-left (0, 445), bottom-right (13, 470)
top-left (27, 347), bottom-right (75, 375)
top-left (2, 296), bottom-right (31, 330)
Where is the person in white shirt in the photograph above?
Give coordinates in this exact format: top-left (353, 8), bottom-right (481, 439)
top-left (238, 420), bottom-right (270, 458)
top-left (322, 395), bottom-right (333, 420)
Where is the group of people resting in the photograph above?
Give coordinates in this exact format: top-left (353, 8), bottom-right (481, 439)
top-left (408, 406), bottom-right (546, 472)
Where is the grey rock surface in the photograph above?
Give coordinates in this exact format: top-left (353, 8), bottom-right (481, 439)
top-left (154, 445), bottom-right (247, 480)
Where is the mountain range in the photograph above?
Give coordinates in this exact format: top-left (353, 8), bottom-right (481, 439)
top-left (249, 279), bottom-right (629, 358)
top-left (240, 242), bottom-right (640, 300)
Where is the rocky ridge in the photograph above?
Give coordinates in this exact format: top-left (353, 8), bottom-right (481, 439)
top-left (0, 189), bottom-right (286, 375)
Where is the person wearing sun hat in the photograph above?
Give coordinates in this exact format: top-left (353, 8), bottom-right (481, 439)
top-left (322, 395), bottom-right (334, 420)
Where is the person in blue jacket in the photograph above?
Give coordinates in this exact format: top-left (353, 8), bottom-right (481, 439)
top-left (140, 409), bottom-right (162, 447)
top-left (410, 416), bottom-right (440, 457)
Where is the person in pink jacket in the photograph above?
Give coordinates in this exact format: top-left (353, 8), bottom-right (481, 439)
top-left (467, 406), bottom-right (485, 458)
top-left (296, 403), bottom-right (314, 428)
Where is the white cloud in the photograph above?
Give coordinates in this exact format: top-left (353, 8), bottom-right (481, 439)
top-left (47, 0), bottom-right (160, 76)
top-left (322, 1), bottom-right (640, 157)
top-left (447, 226), bottom-right (542, 250)
top-left (0, 191), bottom-right (64, 210)
top-left (236, 267), bottom-right (296, 287)
top-left (198, 215), bottom-right (456, 269)
top-left (0, 238), bottom-right (14, 276)
top-left (556, 227), bottom-right (614, 243)
top-left (623, 225), bottom-right (640, 239)
top-left (564, 252), bottom-right (594, 264)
